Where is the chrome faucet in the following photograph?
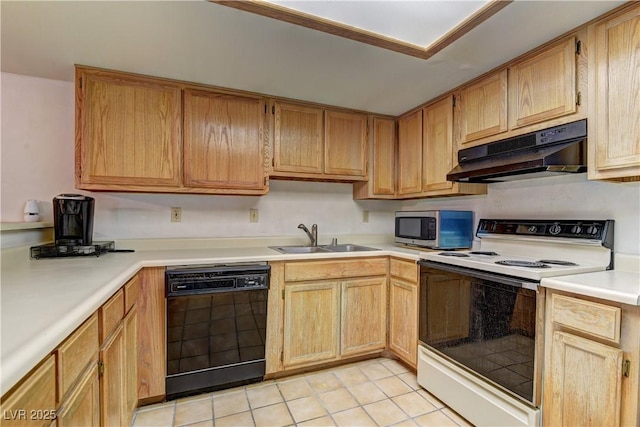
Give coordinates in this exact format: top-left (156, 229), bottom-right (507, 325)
top-left (298, 223), bottom-right (318, 246)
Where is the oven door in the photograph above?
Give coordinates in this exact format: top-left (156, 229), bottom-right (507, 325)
top-left (418, 260), bottom-right (542, 409)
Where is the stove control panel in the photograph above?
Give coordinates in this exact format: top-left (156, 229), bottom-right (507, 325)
top-left (477, 219), bottom-right (614, 247)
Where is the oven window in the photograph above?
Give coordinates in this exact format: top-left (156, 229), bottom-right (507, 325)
top-left (419, 267), bottom-right (536, 403)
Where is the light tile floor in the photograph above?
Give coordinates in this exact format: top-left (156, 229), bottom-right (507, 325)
top-left (132, 357), bottom-right (473, 427)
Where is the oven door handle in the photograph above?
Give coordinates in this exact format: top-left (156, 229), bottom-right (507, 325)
top-left (418, 260), bottom-right (539, 291)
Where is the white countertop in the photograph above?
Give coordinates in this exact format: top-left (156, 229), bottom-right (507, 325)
top-left (0, 237), bottom-right (420, 395)
top-left (541, 253), bottom-right (640, 305)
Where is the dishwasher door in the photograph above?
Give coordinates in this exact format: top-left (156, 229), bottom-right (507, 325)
top-left (165, 264), bottom-right (269, 399)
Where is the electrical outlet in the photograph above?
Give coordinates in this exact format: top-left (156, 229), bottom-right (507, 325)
top-left (362, 210), bottom-right (369, 223)
top-left (249, 208), bottom-right (259, 223)
top-left (171, 207), bottom-right (182, 222)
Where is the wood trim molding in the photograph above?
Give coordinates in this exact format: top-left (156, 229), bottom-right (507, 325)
top-left (210, 0), bottom-right (513, 60)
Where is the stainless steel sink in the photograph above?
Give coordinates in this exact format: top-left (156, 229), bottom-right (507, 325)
top-left (320, 244), bottom-right (380, 252)
top-left (270, 244), bottom-right (379, 254)
top-left (270, 245), bottom-right (331, 254)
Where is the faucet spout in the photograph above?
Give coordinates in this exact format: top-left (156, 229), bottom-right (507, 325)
top-left (298, 223), bottom-right (318, 246)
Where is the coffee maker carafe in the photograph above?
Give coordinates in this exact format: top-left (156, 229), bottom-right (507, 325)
top-left (53, 194), bottom-right (95, 245)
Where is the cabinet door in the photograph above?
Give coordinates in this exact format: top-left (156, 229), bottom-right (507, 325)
top-left (57, 364), bottom-right (100, 427)
top-left (544, 331), bottom-right (622, 427)
top-left (422, 97), bottom-right (454, 192)
top-left (371, 117), bottom-right (396, 195)
top-left (123, 307), bottom-right (138, 424)
top-left (389, 279), bottom-right (418, 367)
top-left (183, 90), bottom-right (266, 190)
top-left (397, 110), bottom-right (423, 195)
top-left (100, 324), bottom-right (124, 427)
top-left (589, 5), bottom-right (640, 180)
top-left (324, 110), bottom-right (367, 176)
top-left (341, 277), bottom-right (387, 356)
top-left (273, 102), bottom-right (324, 174)
top-left (283, 282), bottom-right (340, 367)
top-left (0, 356), bottom-right (56, 427)
top-left (458, 69), bottom-right (508, 146)
top-left (76, 68), bottom-right (182, 188)
top-left (509, 37), bottom-right (577, 129)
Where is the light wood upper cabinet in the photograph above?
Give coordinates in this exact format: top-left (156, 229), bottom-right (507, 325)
top-left (324, 110), bottom-right (367, 177)
top-left (509, 37), bottom-right (578, 129)
top-left (588, 3), bottom-right (640, 181)
top-left (272, 102), bottom-right (367, 181)
top-left (283, 282), bottom-right (340, 367)
top-left (273, 101), bottom-right (324, 174)
top-left (397, 110), bottom-right (423, 195)
top-left (353, 116), bottom-right (396, 199)
top-left (184, 90), bottom-right (267, 190)
top-left (457, 69), bottom-right (508, 148)
top-left (341, 277), bottom-right (387, 356)
top-left (422, 96), bottom-right (454, 192)
top-left (76, 68), bottom-right (182, 189)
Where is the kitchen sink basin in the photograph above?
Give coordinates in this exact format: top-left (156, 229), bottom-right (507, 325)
top-left (270, 244), bottom-right (380, 254)
top-left (320, 244), bottom-right (380, 252)
top-left (270, 245), bottom-right (331, 254)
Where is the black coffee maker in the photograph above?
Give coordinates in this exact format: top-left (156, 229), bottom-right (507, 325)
top-left (53, 194), bottom-right (95, 245)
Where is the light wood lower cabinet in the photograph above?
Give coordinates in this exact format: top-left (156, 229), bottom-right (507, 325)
top-left (123, 307), bottom-right (138, 423)
top-left (341, 278), bottom-right (387, 356)
top-left (283, 282), bottom-right (341, 367)
top-left (100, 323), bottom-right (124, 427)
top-left (0, 356), bottom-right (57, 427)
top-left (274, 258), bottom-right (389, 371)
top-left (388, 258), bottom-right (418, 367)
top-left (543, 290), bottom-right (640, 427)
top-left (57, 363), bottom-right (100, 427)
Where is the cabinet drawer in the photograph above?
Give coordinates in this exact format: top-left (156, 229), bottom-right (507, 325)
top-left (390, 258), bottom-right (417, 282)
top-left (124, 276), bottom-right (139, 314)
top-left (551, 294), bottom-right (621, 343)
top-left (285, 258), bottom-right (388, 282)
top-left (100, 289), bottom-right (124, 342)
top-left (1, 355), bottom-right (56, 427)
top-left (57, 313), bottom-right (99, 400)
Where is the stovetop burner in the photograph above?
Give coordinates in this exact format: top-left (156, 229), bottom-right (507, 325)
top-left (438, 252), bottom-right (470, 257)
top-left (538, 259), bottom-right (579, 266)
top-left (469, 251), bottom-right (499, 256)
top-left (495, 260), bottom-right (550, 268)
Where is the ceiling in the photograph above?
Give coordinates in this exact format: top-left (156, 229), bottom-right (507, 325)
top-left (0, 1), bottom-right (625, 116)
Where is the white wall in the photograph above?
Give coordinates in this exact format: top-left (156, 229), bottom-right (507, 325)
top-left (2, 72), bottom-right (639, 254)
top-left (0, 72), bottom-right (397, 247)
top-left (403, 175), bottom-right (640, 254)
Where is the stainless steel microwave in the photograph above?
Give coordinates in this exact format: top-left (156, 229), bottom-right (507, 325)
top-left (395, 210), bottom-right (474, 249)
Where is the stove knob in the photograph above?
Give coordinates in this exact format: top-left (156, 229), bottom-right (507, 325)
top-left (549, 224), bottom-right (562, 235)
top-left (587, 225), bottom-right (599, 235)
top-left (571, 225), bottom-right (582, 234)
top-left (528, 225), bottom-right (537, 233)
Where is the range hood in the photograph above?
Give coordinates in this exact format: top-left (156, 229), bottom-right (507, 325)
top-left (447, 120), bottom-right (587, 183)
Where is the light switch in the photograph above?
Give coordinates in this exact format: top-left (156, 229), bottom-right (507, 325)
top-left (249, 209), bottom-right (259, 223)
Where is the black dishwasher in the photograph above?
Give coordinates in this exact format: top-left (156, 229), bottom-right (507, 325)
top-left (165, 263), bottom-right (270, 399)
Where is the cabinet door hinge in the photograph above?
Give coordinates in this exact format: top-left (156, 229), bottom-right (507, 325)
top-left (272, 105), bottom-right (275, 114)
top-left (280, 351), bottom-right (284, 362)
top-left (97, 361), bottom-right (105, 376)
top-left (78, 77), bottom-right (83, 89)
top-left (452, 95), bottom-right (456, 108)
top-left (623, 360), bottom-right (631, 378)
top-left (264, 104), bottom-right (267, 114)
top-left (576, 91), bottom-right (582, 106)
top-left (576, 40), bottom-right (582, 55)
top-left (272, 158), bottom-right (275, 167)
top-left (281, 289), bottom-right (285, 299)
